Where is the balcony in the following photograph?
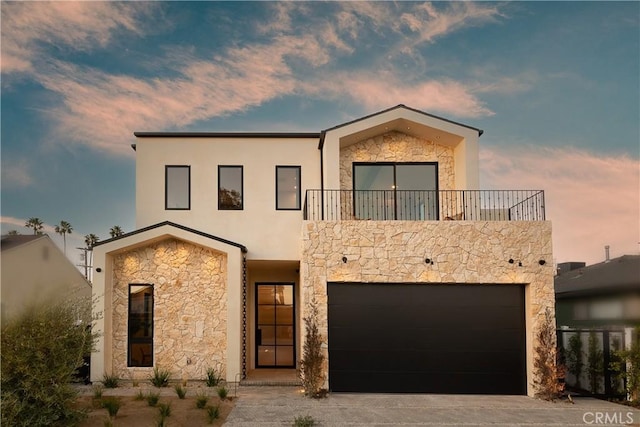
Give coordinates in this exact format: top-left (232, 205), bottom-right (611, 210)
top-left (303, 190), bottom-right (545, 221)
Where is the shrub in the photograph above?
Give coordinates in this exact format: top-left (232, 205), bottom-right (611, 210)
top-left (174, 384), bottom-right (187, 399)
top-left (205, 367), bottom-right (222, 387)
top-left (299, 299), bottom-right (326, 398)
top-left (146, 392), bottom-right (160, 407)
top-left (587, 331), bottom-right (604, 393)
top-left (532, 308), bottom-right (565, 400)
top-left (566, 333), bottom-right (584, 389)
top-left (93, 384), bottom-right (104, 400)
top-left (133, 390), bottom-right (146, 401)
top-left (102, 373), bottom-right (119, 388)
top-left (611, 328), bottom-right (640, 401)
top-left (150, 366), bottom-right (171, 387)
top-left (206, 405), bottom-right (220, 423)
top-left (101, 397), bottom-right (121, 418)
top-left (293, 415), bottom-right (316, 427)
top-left (196, 393), bottom-right (209, 409)
top-left (217, 385), bottom-right (228, 400)
top-left (1, 297), bottom-right (96, 427)
top-left (157, 402), bottom-right (171, 417)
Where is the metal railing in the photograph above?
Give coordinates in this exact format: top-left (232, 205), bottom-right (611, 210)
top-left (303, 190), bottom-right (545, 221)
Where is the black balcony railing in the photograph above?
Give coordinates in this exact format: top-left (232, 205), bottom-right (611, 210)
top-left (303, 190), bottom-right (545, 221)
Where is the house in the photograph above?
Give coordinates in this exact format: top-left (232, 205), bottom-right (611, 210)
top-left (90, 105), bottom-right (554, 396)
top-left (555, 254), bottom-right (640, 329)
top-left (1, 234), bottom-right (92, 323)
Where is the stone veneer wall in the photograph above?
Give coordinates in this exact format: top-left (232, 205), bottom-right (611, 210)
top-left (112, 238), bottom-right (227, 380)
top-left (301, 220), bottom-right (554, 392)
top-left (339, 131), bottom-right (455, 190)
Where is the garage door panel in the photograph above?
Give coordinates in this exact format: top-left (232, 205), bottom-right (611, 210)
top-left (327, 283), bottom-right (526, 394)
top-left (328, 305), bottom-right (521, 330)
top-left (330, 371), bottom-right (524, 394)
top-left (330, 349), bottom-right (524, 373)
top-left (329, 326), bottom-right (523, 352)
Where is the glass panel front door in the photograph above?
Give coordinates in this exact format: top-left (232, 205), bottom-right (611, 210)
top-left (256, 283), bottom-right (295, 367)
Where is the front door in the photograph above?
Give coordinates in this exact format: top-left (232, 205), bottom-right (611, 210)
top-left (255, 283), bottom-right (295, 368)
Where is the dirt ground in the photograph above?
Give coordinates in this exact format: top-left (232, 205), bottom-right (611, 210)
top-left (77, 394), bottom-right (234, 426)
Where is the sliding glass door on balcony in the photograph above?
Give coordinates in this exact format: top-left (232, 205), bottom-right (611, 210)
top-left (353, 163), bottom-right (438, 220)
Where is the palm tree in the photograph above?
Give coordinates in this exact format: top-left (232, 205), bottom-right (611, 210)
top-left (55, 220), bottom-right (73, 254)
top-left (109, 225), bottom-right (124, 238)
top-left (25, 217), bottom-right (44, 235)
top-left (84, 234), bottom-right (100, 282)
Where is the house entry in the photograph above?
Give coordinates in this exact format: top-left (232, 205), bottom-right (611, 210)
top-left (255, 283), bottom-right (295, 367)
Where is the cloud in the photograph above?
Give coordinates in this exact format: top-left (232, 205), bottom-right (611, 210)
top-left (405, 2), bottom-right (505, 44)
top-left (33, 33), bottom-right (329, 154)
top-left (309, 72), bottom-right (494, 118)
top-left (1, 158), bottom-right (33, 188)
top-left (480, 145), bottom-right (640, 265)
top-left (1, 1), bottom-right (155, 74)
top-left (7, 1), bottom-right (510, 155)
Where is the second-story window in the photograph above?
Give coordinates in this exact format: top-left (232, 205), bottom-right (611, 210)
top-left (276, 166), bottom-right (301, 210)
top-left (219, 165), bottom-right (243, 210)
top-left (165, 165), bottom-right (190, 210)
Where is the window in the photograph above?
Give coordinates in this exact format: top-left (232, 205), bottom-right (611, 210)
top-left (276, 166), bottom-right (301, 210)
top-left (218, 166), bottom-right (243, 210)
top-left (165, 166), bottom-right (190, 210)
top-left (128, 284), bottom-right (153, 367)
top-left (353, 162), bottom-right (438, 220)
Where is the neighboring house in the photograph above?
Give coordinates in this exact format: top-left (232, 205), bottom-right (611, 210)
top-left (91, 105), bottom-right (554, 396)
top-left (555, 255), bottom-right (640, 329)
top-left (1, 234), bottom-right (92, 322)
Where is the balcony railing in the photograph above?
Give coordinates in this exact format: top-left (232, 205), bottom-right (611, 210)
top-left (303, 190), bottom-right (545, 221)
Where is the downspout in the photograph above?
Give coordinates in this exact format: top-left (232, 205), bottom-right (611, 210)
top-left (318, 131), bottom-right (326, 220)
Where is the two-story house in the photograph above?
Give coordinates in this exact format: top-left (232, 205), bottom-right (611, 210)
top-left (90, 105), bottom-right (554, 396)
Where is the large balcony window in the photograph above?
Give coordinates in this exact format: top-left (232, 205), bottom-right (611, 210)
top-left (353, 162), bottom-right (438, 220)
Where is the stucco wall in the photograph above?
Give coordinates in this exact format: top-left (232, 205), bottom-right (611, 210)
top-left (300, 220), bottom-right (554, 396)
top-left (339, 131), bottom-right (455, 191)
top-left (111, 238), bottom-right (227, 380)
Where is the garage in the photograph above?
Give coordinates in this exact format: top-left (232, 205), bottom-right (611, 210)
top-left (327, 283), bottom-right (526, 394)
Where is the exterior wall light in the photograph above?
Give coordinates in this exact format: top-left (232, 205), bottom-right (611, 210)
top-left (342, 256), bottom-right (347, 263)
top-left (538, 260), bottom-right (546, 265)
top-left (425, 258), bottom-right (433, 265)
top-left (96, 267), bottom-right (102, 273)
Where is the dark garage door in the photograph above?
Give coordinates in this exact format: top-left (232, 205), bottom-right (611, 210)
top-left (327, 283), bottom-right (526, 394)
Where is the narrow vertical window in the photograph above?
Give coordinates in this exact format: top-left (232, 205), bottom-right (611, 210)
top-left (218, 166), bottom-right (243, 210)
top-left (128, 284), bottom-right (153, 367)
top-left (276, 166), bottom-right (301, 210)
top-left (165, 166), bottom-right (190, 210)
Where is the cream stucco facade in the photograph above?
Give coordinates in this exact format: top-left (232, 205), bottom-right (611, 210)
top-left (91, 105), bottom-right (553, 396)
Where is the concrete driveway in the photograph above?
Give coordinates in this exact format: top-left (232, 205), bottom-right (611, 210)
top-left (224, 386), bottom-right (640, 426)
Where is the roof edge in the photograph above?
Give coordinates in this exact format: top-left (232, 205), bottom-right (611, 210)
top-left (322, 104), bottom-right (484, 136)
top-left (134, 132), bottom-right (320, 139)
top-left (94, 221), bottom-right (248, 253)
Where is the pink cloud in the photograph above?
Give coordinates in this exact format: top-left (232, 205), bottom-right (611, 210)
top-left (1, 158), bottom-right (33, 188)
top-left (480, 145), bottom-right (640, 265)
top-left (309, 73), bottom-right (494, 118)
top-left (1, 2), bottom-right (155, 74)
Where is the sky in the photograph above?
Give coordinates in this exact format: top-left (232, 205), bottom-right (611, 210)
top-left (1, 1), bottom-right (639, 269)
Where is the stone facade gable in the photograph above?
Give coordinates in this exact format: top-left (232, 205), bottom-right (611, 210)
top-left (339, 131), bottom-right (455, 191)
top-left (112, 238), bottom-right (227, 380)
